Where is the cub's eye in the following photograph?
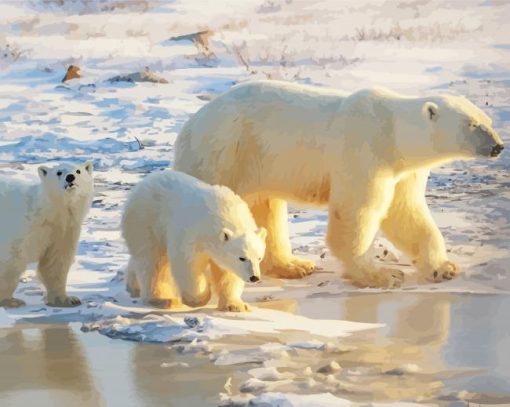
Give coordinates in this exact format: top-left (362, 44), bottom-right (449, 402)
top-left (76, 169), bottom-right (81, 174)
top-left (56, 171), bottom-right (62, 176)
top-left (239, 257), bottom-right (247, 262)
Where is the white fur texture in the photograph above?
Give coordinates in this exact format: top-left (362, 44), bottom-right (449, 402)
top-left (0, 161), bottom-right (94, 307)
top-left (121, 170), bottom-right (266, 311)
top-left (174, 80), bottom-right (503, 287)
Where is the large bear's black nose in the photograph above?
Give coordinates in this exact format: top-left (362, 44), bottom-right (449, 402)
top-left (249, 275), bottom-right (260, 283)
top-left (65, 174), bottom-right (75, 183)
top-left (491, 144), bottom-right (504, 157)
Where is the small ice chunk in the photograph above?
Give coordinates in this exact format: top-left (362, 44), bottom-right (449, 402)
top-left (160, 362), bottom-right (189, 368)
top-left (287, 339), bottom-right (325, 350)
top-left (317, 361), bottom-right (342, 374)
top-left (248, 367), bottom-right (288, 381)
top-left (384, 363), bottom-right (421, 375)
top-left (240, 378), bottom-right (267, 393)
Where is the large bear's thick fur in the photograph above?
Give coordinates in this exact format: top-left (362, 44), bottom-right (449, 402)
top-left (174, 80), bottom-right (503, 288)
top-left (0, 161), bottom-right (94, 307)
top-left (122, 170), bottom-right (266, 311)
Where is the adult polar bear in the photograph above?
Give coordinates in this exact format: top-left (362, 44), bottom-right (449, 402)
top-left (174, 80), bottom-right (504, 288)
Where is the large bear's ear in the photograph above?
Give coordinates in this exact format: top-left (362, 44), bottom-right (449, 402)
top-left (84, 160), bottom-right (93, 174)
top-left (257, 227), bottom-right (267, 241)
top-left (423, 102), bottom-right (439, 122)
top-left (220, 228), bottom-right (233, 242)
top-left (38, 166), bottom-right (49, 179)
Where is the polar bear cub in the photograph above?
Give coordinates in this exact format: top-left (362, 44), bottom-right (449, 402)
top-left (122, 170), bottom-right (266, 312)
top-left (0, 161), bottom-right (94, 308)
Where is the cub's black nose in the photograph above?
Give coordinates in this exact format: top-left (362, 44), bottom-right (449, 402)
top-left (491, 144), bottom-right (504, 157)
top-left (65, 174), bottom-right (75, 183)
top-left (249, 275), bottom-right (260, 283)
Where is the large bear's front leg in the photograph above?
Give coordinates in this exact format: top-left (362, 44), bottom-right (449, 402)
top-left (210, 262), bottom-right (250, 312)
top-left (249, 197), bottom-right (315, 279)
top-left (381, 170), bottom-right (459, 283)
top-left (327, 174), bottom-right (404, 289)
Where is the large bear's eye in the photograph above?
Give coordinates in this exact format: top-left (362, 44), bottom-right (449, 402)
top-left (76, 169), bottom-right (81, 174)
top-left (57, 171), bottom-right (62, 176)
top-left (239, 257), bottom-right (247, 262)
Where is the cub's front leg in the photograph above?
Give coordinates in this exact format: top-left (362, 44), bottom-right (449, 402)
top-left (0, 259), bottom-right (27, 308)
top-left (168, 243), bottom-right (211, 308)
top-left (37, 238), bottom-right (81, 307)
top-left (210, 262), bottom-right (250, 312)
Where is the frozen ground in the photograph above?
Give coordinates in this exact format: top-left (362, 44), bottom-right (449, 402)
top-left (0, 0), bottom-right (509, 405)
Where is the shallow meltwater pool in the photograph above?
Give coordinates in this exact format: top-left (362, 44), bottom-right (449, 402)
top-left (0, 292), bottom-right (509, 406)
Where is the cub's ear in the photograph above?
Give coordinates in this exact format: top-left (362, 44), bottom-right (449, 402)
top-left (38, 166), bottom-right (49, 179)
top-left (257, 227), bottom-right (267, 241)
top-left (83, 160), bottom-right (93, 174)
top-left (423, 102), bottom-right (439, 122)
top-left (220, 228), bottom-right (233, 242)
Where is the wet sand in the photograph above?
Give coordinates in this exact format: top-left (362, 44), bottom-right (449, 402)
top-left (1, 292), bottom-right (510, 406)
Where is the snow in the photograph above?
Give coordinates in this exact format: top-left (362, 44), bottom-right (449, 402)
top-left (0, 0), bottom-right (509, 404)
top-left (81, 308), bottom-right (379, 344)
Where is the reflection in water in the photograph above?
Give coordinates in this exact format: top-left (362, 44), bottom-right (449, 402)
top-left (0, 293), bottom-right (508, 405)
top-left (295, 292), bottom-right (510, 401)
top-left (0, 324), bottom-right (103, 406)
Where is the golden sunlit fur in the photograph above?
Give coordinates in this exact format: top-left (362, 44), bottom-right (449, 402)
top-left (175, 80), bottom-right (503, 287)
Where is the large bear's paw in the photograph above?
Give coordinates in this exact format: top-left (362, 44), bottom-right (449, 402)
top-left (264, 256), bottom-right (316, 279)
top-left (0, 297), bottom-right (26, 308)
top-left (345, 267), bottom-right (404, 289)
top-left (47, 295), bottom-right (82, 307)
top-left (428, 261), bottom-right (459, 283)
top-left (148, 297), bottom-right (180, 309)
top-left (374, 268), bottom-right (405, 289)
top-left (217, 299), bottom-right (251, 312)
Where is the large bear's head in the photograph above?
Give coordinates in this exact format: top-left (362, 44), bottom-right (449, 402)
top-left (423, 95), bottom-right (504, 159)
top-left (38, 161), bottom-right (94, 204)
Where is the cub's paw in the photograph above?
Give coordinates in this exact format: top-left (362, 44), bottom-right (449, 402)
top-left (126, 284), bottom-right (140, 298)
top-left (429, 261), bottom-right (459, 282)
top-left (148, 298), bottom-right (180, 309)
top-left (47, 295), bottom-right (82, 308)
top-left (0, 297), bottom-right (26, 308)
top-left (265, 256), bottom-right (316, 279)
top-left (218, 299), bottom-right (251, 312)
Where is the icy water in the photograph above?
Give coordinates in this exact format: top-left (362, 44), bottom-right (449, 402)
top-left (1, 292), bottom-right (509, 407)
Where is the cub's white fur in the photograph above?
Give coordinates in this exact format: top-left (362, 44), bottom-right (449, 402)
top-left (122, 170), bottom-right (266, 312)
top-left (0, 161), bottom-right (94, 307)
top-left (174, 80), bottom-right (504, 287)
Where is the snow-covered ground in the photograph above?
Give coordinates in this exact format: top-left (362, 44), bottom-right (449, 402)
top-left (0, 0), bottom-right (509, 405)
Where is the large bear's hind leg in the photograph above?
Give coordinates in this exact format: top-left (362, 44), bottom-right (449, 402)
top-left (250, 197), bottom-right (315, 279)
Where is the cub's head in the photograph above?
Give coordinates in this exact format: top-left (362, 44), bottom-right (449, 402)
top-left (424, 95), bottom-right (504, 159)
top-left (38, 161), bottom-right (94, 203)
top-left (209, 227), bottom-right (267, 283)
